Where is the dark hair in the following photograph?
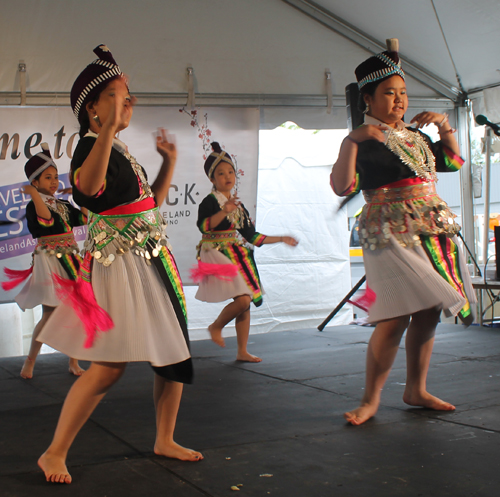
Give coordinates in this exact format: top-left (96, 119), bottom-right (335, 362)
top-left (31, 172), bottom-right (42, 184)
top-left (77, 76), bottom-right (120, 138)
top-left (358, 80), bottom-right (381, 113)
top-left (211, 142), bottom-right (223, 154)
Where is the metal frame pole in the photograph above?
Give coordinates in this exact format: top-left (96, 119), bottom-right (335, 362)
top-left (482, 128), bottom-right (492, 266)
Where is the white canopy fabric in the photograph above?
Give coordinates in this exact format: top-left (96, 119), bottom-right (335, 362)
top-left (2, 0), bottom-right (499, 126)
top-left (310, 0), bottom-right (500, 96)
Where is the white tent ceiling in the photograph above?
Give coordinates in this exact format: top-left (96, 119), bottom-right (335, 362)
top-left (299, 0), bottom-right (500, 96)
top-left (1, 0), bottom-right (499, 126)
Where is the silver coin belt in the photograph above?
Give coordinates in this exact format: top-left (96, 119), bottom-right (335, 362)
top-left (196, 231), bottom-right (247, 259)
top-left (35, 232), bottom-right (80, 259)
top-left (360, 181), bottom-right (460, 251)
top-left (84, 206), bottom-right (168, 267)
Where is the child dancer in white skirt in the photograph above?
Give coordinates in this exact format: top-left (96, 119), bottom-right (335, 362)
top-left (2, 144), bottom-right (86, 379)
top-left (331, 39), bottom-right (475, 426)
top-left (192, 142), bottom-right (298, 362)
top-left (37, 45), bottom-right (202, 484)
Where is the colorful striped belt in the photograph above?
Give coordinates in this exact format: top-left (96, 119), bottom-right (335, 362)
top-left (36, 232), bottom-right (79, 257)
top-left (201, 231), bottom-right (238, 244)
top-left (363, 178), bottom-right (437, 204)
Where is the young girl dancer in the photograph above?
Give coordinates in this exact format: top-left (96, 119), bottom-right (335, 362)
top-left (331, 39), bottom-right (475, 426)
top-left (37, 45), bottom-right (202, 484)
top-left (193, 142), bottom-right (298, 362)
top-left (2, 145), bottom-right (86, 379)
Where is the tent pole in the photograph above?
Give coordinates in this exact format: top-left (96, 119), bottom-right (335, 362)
top-left (482, 128), bottom-right (492, 266)
top-left (457, 101), bottom-right (477, 271)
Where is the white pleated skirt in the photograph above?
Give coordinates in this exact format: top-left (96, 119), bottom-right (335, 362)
top-left (195, 247), bottom-right (253, 303)
top-left (38, 251), bottom-right (191, 367)
top-left (15, 252), bottom-right (69, 311)
top-left (363, 235), bottom-right (476, 323)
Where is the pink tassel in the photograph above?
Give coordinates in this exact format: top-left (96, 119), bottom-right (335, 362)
top-left (54, 275), bottom-right (114, 348)
top-left (2, 267), bottom-right (33, 291)
top-left (347, 285), bottom-right (376, 312)
top-left (190, 261), bottom-right (238, 283)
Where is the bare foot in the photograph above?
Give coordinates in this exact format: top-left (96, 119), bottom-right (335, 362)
top-left (403, 391), bottom-right (455, 411)
top-left (208, 324), bottom-right (225, 348)
top-left (38, 452), bottom-right (72, 484)
top-left (344, 402), bottom-right (379, 426)
top-left (68, 360), bottom-right (85, 377)
top-left (154, 441), bottom-right (203, 462)
top-left (236, 352), bottom-right (262, 363)
top-left (20, 357), bottom-right (34, 379)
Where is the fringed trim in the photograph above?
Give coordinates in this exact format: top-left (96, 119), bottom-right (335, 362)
top-left (37, 215), bottom-right (54, 227)
top-left (158, 247), bottom-right (188, 321)
top-left (223, 245), bottom-right (263, 306)
top-left (190, 260), bottom-right (238, 283)
top-left (2, 267), bottom-right (33, 291)
top-left (74, 167), bottom-right (106, 198)
top-left (333, 172), bottom-right (360, 197)
top-left (199, 217), bottom-right (211, 234)
top-left (347, 285), bottom-right (376, 312)
top-left (442, 145), bottom-right (464, 172)
top-left (53, 253), bottom-right (113, 348)
top-left (249, 233), bottom-right (266, 247)
top-left (421, 234), bottom-right (474, 325)
top-left (79, 211), bottom-right (88, 225)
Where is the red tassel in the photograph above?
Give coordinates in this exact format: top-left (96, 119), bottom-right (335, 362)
top-left (347, 285), bottom-right (376, 312)
top-left (190, 261), bottom-right (238, 283)
top-left (53, 274), bottom-right (114, 348)
top-left (2, 267), bottom-right (33, 291)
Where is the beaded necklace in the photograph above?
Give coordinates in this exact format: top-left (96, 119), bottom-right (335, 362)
top-left (124, 151), bottom-right (153, 200)
top-left (39, 194), bottom-right (70, 222)
top-left (385, 127), bottom-right (436, 181)
top-left (212, 189), bottom-right (246, 229)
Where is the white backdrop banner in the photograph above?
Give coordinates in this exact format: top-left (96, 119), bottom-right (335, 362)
top-left (0, 106), bottom-right (259, 303)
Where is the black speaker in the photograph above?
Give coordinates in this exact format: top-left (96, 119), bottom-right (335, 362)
top-left (345, 83), bottom-right (364, 132)
top-left (495, 225), bottom-right (500, 280)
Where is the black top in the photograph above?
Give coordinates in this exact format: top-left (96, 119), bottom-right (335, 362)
top-left (71, 136), bottom-right (147, 213)
top-left (26, 199), bottom-right (85, 239)
top-left (355, 129), bottom-right (453, 191)
top-left (197, 193), bottom-right (264, 245)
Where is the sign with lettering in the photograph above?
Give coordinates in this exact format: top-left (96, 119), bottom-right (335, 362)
top-left (0, 106), bottom-right (259, 302)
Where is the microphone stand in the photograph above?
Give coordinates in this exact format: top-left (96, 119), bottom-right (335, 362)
top-left (318, 231), bottom-right (480, 332)
top-left (457, 231), bottom-right (482, 277)
top-left (318, 275), bottom-right (366, 331)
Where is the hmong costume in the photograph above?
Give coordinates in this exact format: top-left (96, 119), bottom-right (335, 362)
top-left (194, 191), bottom-right (266, 307)
top-left (333, 116), bottom-right (476, 325)
top-left (38, 134), bottom-right (193, 383)
top-left (7, 196), bottom-right (85, 311)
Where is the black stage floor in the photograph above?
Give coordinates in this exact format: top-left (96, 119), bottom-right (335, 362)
top-left (1, 323), bottom-right (500, 497)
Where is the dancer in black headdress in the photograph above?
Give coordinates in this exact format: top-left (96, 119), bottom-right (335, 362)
top-left (331, 39), bottom-right (475, 425)
top-left (192, 142), bottom-right (298, 362)
top-left (37, 45), bottom-right (202, 484)
top-left (2, 145), bottom-right (86, 379)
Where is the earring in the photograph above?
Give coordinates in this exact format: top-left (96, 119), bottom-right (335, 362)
top-left (363, 103), bottom-right (370, 115)
top-left (93, 115), bottom-right (102, 127)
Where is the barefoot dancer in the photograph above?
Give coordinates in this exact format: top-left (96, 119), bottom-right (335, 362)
top-left (330, 39), bottom-right (475, 426)
top-left (2, 144), bottom-right (86, 378)
top-left (37, 45), bottom-right (202, 484)
top-left (192, 142), bottom-right (298, 362)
